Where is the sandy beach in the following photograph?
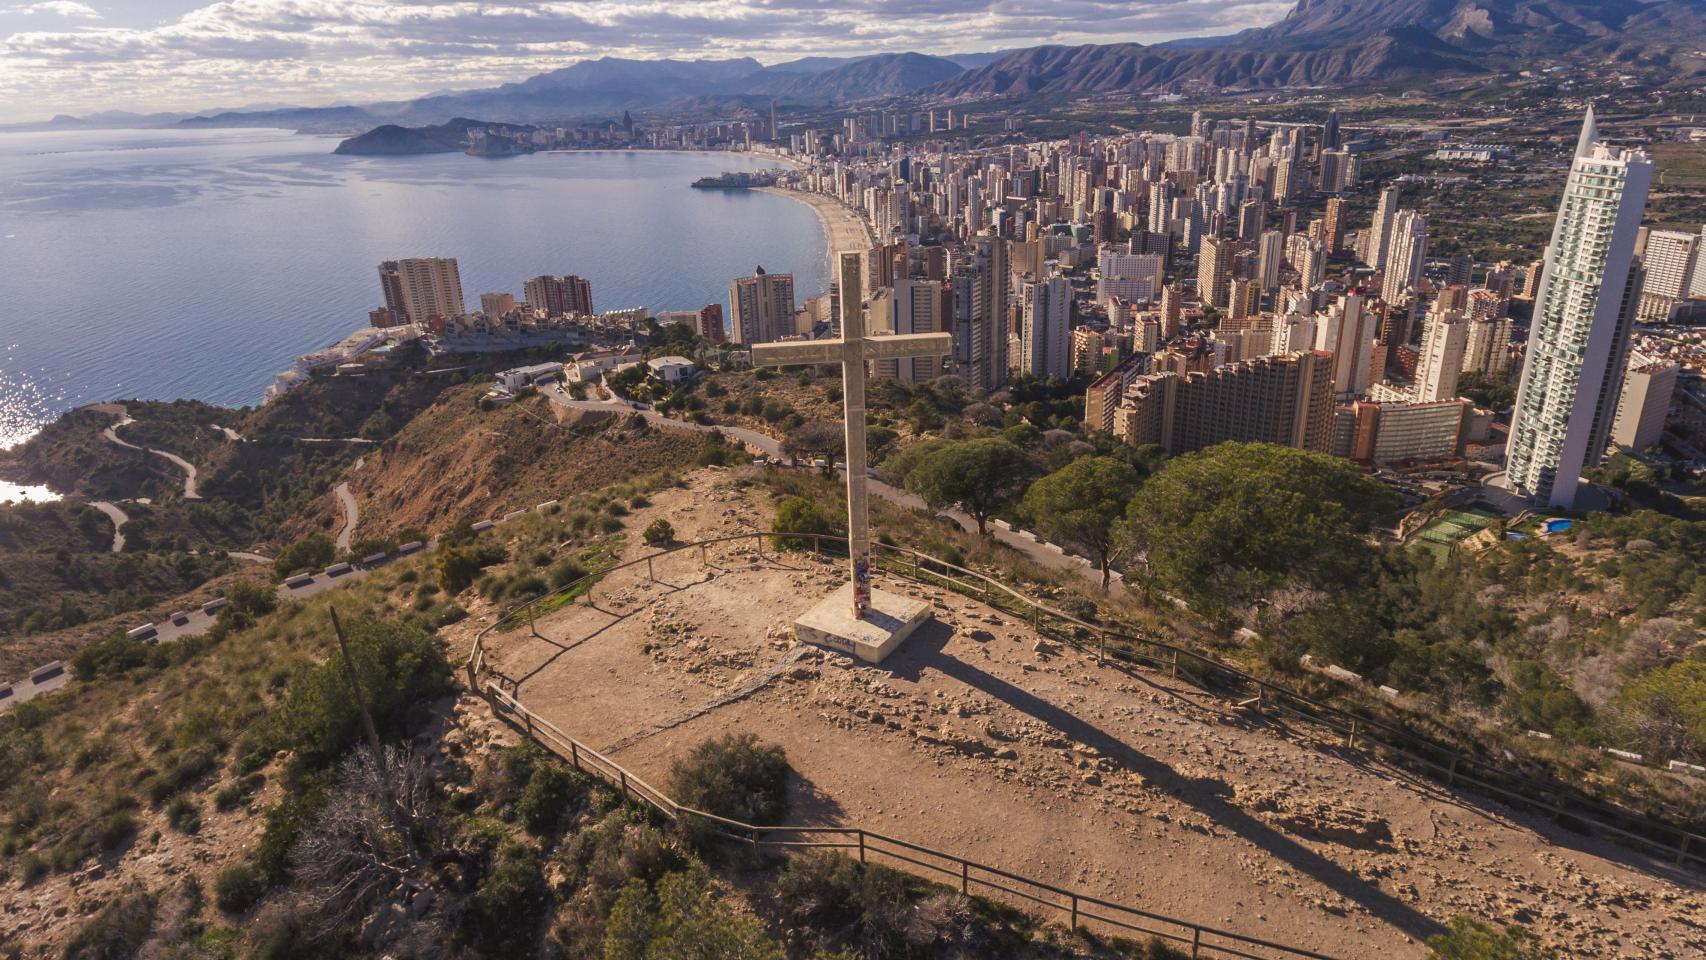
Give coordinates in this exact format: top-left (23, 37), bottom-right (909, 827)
top-left (758, 186), bottom-right (874, 294)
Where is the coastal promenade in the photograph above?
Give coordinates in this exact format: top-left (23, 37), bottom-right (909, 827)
top-left (758, 186), bottom-right (874, 292)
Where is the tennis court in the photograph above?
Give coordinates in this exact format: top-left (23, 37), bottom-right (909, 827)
top-left (1413, 505), bottom-right (1501, 555)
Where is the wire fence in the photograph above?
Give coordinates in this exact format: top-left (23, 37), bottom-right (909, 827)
top-left (468, 531), bottom-right (1706, 884)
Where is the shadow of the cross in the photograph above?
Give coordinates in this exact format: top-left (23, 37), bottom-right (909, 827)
top-left (875, 620), bottom-right (1445, 942)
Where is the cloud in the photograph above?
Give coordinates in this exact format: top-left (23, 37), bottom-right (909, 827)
top-left (0, 0), bottom-right (1293, 122)
top-left (9, 0), bottom-right (102, 17)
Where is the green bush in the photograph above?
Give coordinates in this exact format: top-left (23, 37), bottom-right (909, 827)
top-left (1427, 916), bottom-right (1555, 959)
top-left (601, 867), bottom-right (783, 960)
top-left (254, 786), bottom-right (327, 886)
top-left (1611, 660), bottom-right (1706, 763)
top-left (165, 795), bottom-right (201, 834)
top-left (667, 733), bottom-right (790, 826)
top-left (273, 535), bottom-right (335, 579)
top-left (98, 810), bottom-right (138, 850)
top-left (18, 852), bottom-right (48, 887)
top-left (519, 762), bottom-right (587, 837)
top-left (642, 519), bottom-right (674, 546)
top-left (771, 497), bottom-right (841, 552)
top-left (549, 558), bottom-right (589, 589)
top-left (773, 852), bottom-right (997, 958)
top-left (467, 841), bottom-right (548, 957)
top-left (62, 886), bottom-right (157, 960)
top-left (214, 861), bottom-right (267, 914)
top-left (267, 616), bottom-right (451, 768)
top-left (71, 633), bottom-right (151, 681)
top-left (438, 547), bottom-right (483, 593)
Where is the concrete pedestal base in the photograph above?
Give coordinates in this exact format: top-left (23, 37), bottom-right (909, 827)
top-left (793, 584), bottom-right (932, 664)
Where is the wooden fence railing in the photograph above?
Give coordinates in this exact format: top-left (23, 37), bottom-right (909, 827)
top-left (467, 532), bottom-right (1706, 886)
top-left (488, 684), bottom-right (1340, 960)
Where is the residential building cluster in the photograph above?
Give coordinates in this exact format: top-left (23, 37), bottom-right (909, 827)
top-left (741, 104), bottom-right (1692, 510)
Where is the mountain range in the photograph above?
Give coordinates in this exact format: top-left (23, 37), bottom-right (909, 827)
top-left (22, 0), bottom-right (1706, 135)
top-left (931, 0), bottom-right (1706, 98)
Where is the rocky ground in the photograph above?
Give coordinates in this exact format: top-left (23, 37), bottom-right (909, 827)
top-left (477, 470), bottom-right (1706, 960)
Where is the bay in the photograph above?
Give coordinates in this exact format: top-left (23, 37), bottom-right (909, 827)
top-left (0, 128), bottom-right (827, 449)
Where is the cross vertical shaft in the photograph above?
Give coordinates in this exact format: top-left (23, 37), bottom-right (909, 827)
top-left (840, 292), bottom-right (873, 616)
top-left (748, 251), bottom-right (951, 619)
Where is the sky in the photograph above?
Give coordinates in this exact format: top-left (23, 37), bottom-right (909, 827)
top-left (0, 0), bottom-right (1294, 123)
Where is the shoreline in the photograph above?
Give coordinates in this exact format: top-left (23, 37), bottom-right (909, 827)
top-left (755, 186), bottom-right (874, 297)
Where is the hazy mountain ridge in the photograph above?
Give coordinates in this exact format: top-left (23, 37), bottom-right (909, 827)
top-left (930, 0), bottom-right (1706, 98)
top-left (176, 53), bottom-right (967, 132)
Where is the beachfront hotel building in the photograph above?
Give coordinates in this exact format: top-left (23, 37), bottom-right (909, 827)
top-left (1504, 108), bottom-right (1653, 509)
top-left (524, 274), bottom-right (594, 317)
top-left (379, 257), bottom-right (465, 325)
top-left (727, 266), bottom-right (796, 345)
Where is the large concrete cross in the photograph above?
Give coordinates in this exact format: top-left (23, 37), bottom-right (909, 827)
top-left (750, 270), bottom-right (951, 619)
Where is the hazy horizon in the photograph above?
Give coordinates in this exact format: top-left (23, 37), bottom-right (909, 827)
top-left (0, 0), bottom-right (1289, 124)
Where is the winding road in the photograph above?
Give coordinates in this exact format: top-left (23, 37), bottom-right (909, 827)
top-left (88, 501), bottom-right (129, 553)
top-left (334, 483), bottom-right (360, 552)
top-left (91, 404), bottom-right (201, 500)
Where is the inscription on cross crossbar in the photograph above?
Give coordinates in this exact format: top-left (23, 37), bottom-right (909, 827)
top-left (750, 255), bottom-right (951, 619)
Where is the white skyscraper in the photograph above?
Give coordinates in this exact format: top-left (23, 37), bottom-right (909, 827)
top-left (1505, 108), bottom-right (1653, 509)
top-left (880, 278), bottom-right (943, 382)
top-left (1413, 310), bottom-right (1468, 403)
top-left (392, 257), bottom-right (466, 323)
top-left (727, 266), bottom-right (797, 344)
top-left (1020, 268), bottom-right (1072, 380)
top-left (1381, 210), bottom-right (1428, 305)
top-left (1610, 354), bottom-right (1679, 451)
top-left (1257, 229), bottom-right (1285, 293)
top-left (1096, 251), bottom-right (1164, 305)
top-left (1361, 185), bottom-right (1400, 270)
top-left (1636, 228), bottom-right (1699, 320)
top-left (1313, 292), bottom-right (1376, 399)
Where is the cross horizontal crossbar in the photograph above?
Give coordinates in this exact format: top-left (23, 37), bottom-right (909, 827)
top-left (749, 331), bottom-right (952, 367)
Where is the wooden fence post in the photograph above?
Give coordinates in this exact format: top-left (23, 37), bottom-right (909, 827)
top-left (527, 602), bottom-right (539, 639)
top-left (960, 860), bottom-right (969, 894)
top-left (1346, 718), bottom-right (1359, 749)
top-left (1170, 649), bottom-right (1179, 679)
top-left (570, 741), bottom-right (580, 770)
top-left (620, 770), bottom-right (629, 800)
top-left (647, 556), bottom-right (655, 581)
top-left (1678, 833), bottom-right (1691, 867)
top-left (858, 831), bottom-right (866, 864)
top-left (1191, 927), bottom-right (1202, 958)
top-left (1447, 754), bottom-right (1458, 787)
top-left (1069, 894), bottom-right (1078, 930)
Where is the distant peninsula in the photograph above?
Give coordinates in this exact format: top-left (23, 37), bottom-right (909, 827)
top-left (334, 117), bottom-right (540, 157)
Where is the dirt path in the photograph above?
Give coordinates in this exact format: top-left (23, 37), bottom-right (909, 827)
top-left (478, 473), bottom-right (1706, 960)
top-left (88, 501), bottom-right (129, 552)
top-left (91, 403), bottom-right (201, 500)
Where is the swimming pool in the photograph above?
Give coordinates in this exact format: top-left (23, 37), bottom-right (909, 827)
top-left (1543, 518), bottom-right (1575, 535)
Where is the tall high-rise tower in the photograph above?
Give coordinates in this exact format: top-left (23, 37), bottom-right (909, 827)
top-left (727, 266), bottom-right (796, 344)
top-left (1019, 268), bottom-right (1071, 380)
top-left (388, 258), bottom-right (465, 324)
top-left (1504, 108), bottom-right (1653, 508)
top-left (1381, 210), bottom-right (1428, 305)
top-left (1413, 310), bottom-right (1467, 403)
top-left (1361, 185), bottom-right (1400, 270)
